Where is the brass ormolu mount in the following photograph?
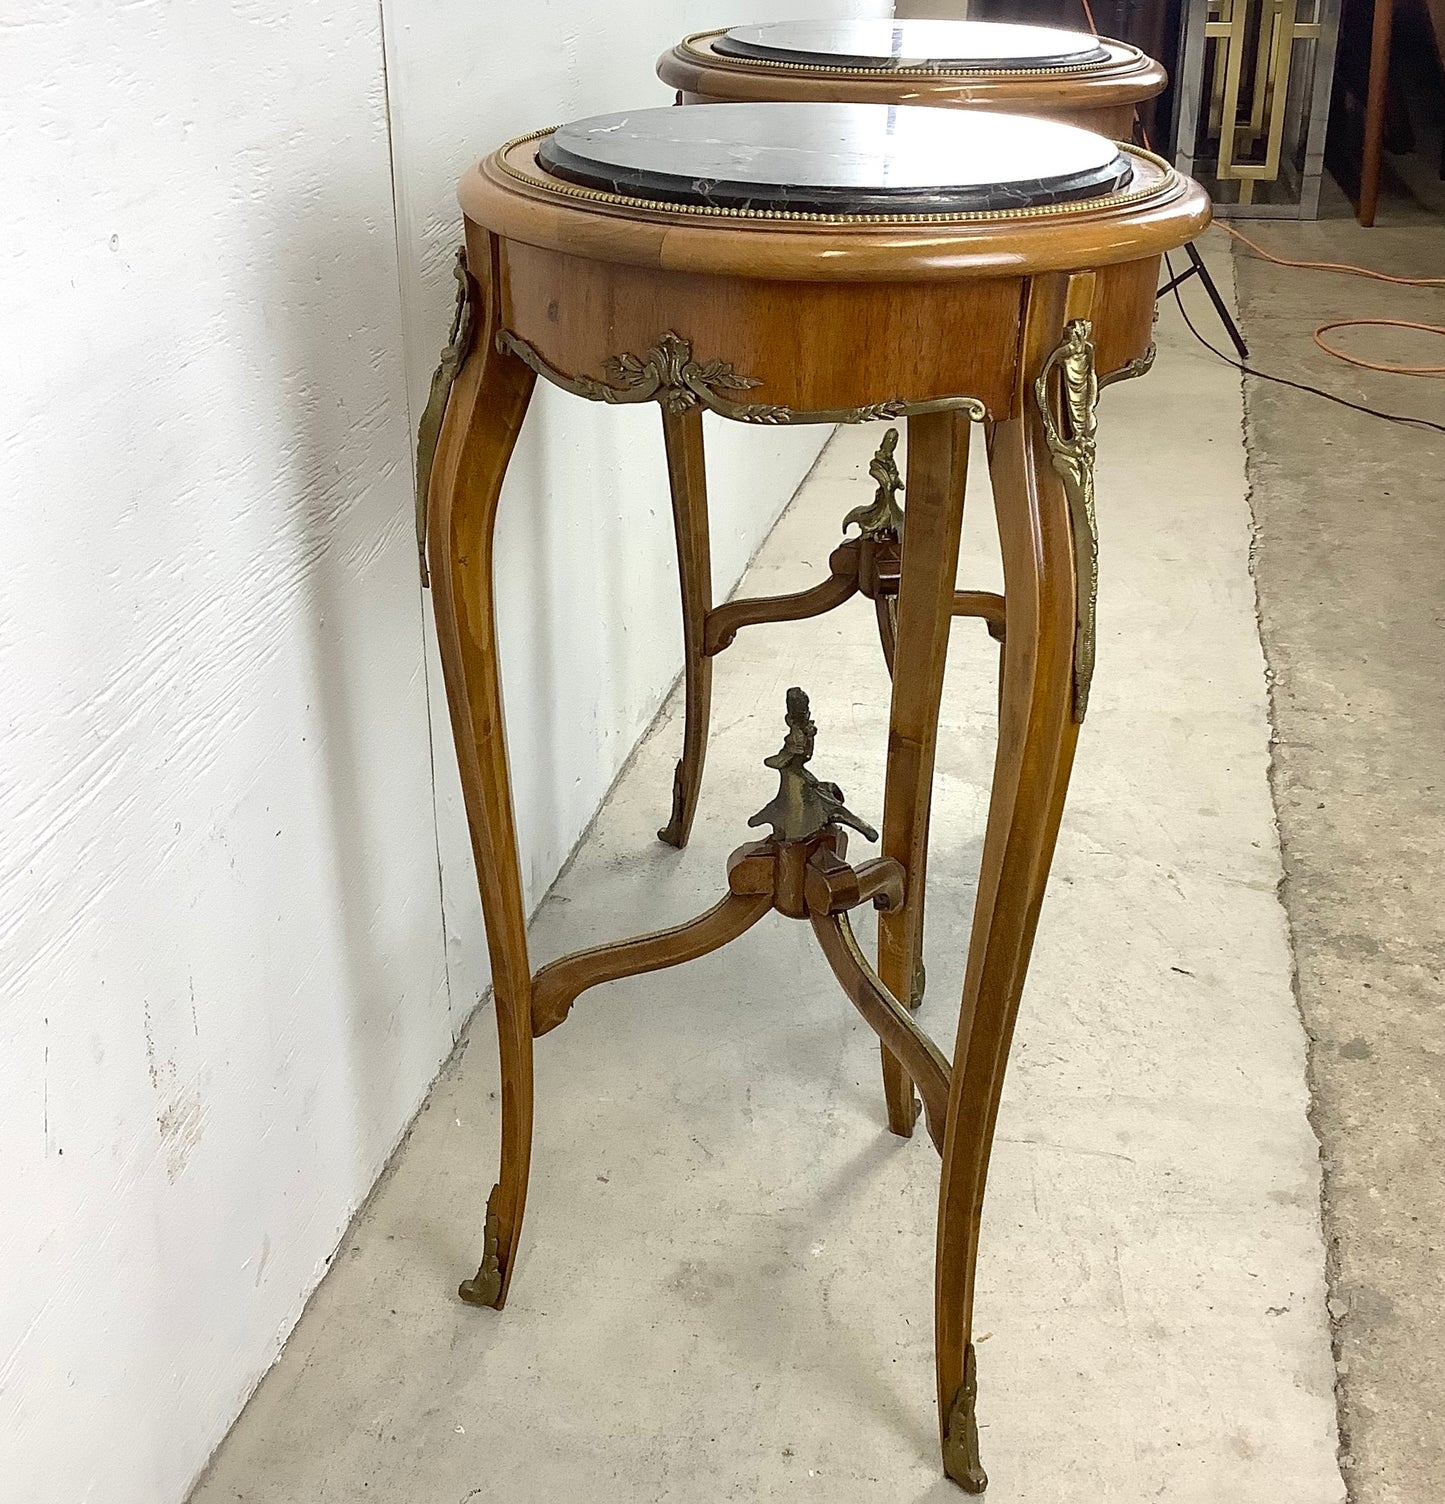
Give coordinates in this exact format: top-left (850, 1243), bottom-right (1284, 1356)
top-left (749, 686), bottom-right (878, 845)
top-left (1036, 318), bottom-right (1100, 722)
top-left (415, 248), bottom-right (477, 587)
top-left (702, 429), bottom-right (1005, 671)
top-left (843, 424), bottom-right (905, 539)
top-left (457, 1186), bottom-right (503, 1307)
top-left (943, 1342), bottom-right (988, 1494)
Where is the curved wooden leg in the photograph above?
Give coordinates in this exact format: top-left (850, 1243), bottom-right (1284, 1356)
top-left (877, 583), bottom-right (925, 1018)
top-left (658, 407), bottom-right (713, 848)
top-left (426, 236), bottom-right (538, 1311)
top-left (934, 276), bottom-right (1092, 1490)
top-left (878, 411), bottom-right (971, 1136)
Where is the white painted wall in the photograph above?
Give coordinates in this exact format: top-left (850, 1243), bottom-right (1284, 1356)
top-left (1, 6), bottom-right (445, 1504)
top-left (0, 3), bottom-right (887, 1504)
top-left (385, 0), bottom-right (892, 1016)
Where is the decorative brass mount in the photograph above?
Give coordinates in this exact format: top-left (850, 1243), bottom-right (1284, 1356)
top-left (700, 429), bottom-right (1004, 670)
top-left (1100, 343), bottom-right (1156, 390)
top-left (842, 426), bottom-right (905, 539)
top-left (457, 1184), bottom-right (503, 1307)
top-left (749, 687), bottom-right (878, 844)
top-left (942, 1343), bottom-right (988, 1493)
top-left (1035, 318), bottom-right (1100, 722)
top-left (415, 248), bottom-right (477, 587)
top-left (496, 329), bottom-right (987, 426)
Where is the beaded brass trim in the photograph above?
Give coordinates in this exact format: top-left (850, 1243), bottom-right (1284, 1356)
top-left (492, 130), bottom-right (1180, 227)
top-left (496, 329), bottom-right (988, 426)
top-left (680, 28), bottom-right (1142, 81)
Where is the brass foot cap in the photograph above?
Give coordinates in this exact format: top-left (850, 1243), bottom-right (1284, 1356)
top-left (658, 760), bottom-right (693, 848)
top-left (457, 1273), bottom-right (502, 1308)
top-left (942, 1346), bottom-right (987, 1493)
top-left (943, 1459), bottom-right (988, 1495)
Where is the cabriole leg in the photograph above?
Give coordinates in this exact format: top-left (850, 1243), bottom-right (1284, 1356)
top-left (934, 275), bottom-right (1096, 1490)
top-left (427, 237), bottom-right (539, 1310)
top-left (657, 406), bottom-right (714, 848)
top-left (877, 410), bottom-right (972, 1136)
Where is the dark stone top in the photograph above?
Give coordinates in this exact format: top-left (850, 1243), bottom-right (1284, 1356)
top-left (712, 18), bottom-right (1109, 71)
top-left (536, 102), bottom-right (1131, 216)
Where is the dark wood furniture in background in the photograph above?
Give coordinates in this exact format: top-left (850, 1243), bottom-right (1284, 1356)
top-left (423, 100), bottom-right (1206, 1492)
top-left (1330, 0), bottom-right (1445, 223)
top-left (1330, 0), bottom-right (1397, 223)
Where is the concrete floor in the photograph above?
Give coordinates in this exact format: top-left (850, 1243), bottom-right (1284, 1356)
top-left (191, 285), bottom-right (1347, 1501)
top-left (1223, 172), bottom-right (1445, 1504)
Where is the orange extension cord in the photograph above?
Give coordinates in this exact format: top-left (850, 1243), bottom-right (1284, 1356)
top-left (1074, 0), bottom-right (1444, 378)
top-left (1214, 223), bottom-right (1445, 377)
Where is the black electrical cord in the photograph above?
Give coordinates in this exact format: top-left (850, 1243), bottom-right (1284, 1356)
top-left (1163, 252), bottom-right (1445, 437)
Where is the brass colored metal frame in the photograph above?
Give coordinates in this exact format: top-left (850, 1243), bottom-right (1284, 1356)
top-left (497, 329), bottom-right (988, 426)
top-left (1204, 0), bottom-right (1323, 204)
top-left (1035, 318), bottom-right (1100, 722)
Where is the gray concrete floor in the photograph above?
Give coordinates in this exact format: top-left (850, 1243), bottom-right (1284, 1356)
top-left (191, 287), bottom-right (1346, 1501)
top-left (1222, 170), bottom-right (1445, 1504)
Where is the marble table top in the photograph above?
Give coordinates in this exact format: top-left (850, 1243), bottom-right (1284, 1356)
top-left (536, 102), bottom-right (1131, 216)
top-left (712, 18), bottom-right (1109, 71)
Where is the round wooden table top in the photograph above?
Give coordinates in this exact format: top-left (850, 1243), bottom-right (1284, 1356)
top-left (461, 102), bottom-right (1210, 283)
top-left (657, 19), bottom-right (1166, 118)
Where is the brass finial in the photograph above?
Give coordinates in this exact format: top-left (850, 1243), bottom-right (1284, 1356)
top-left (842, 427), bottom-right (905, 539)
top-left (748, 687), bottom-right (878, 844)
